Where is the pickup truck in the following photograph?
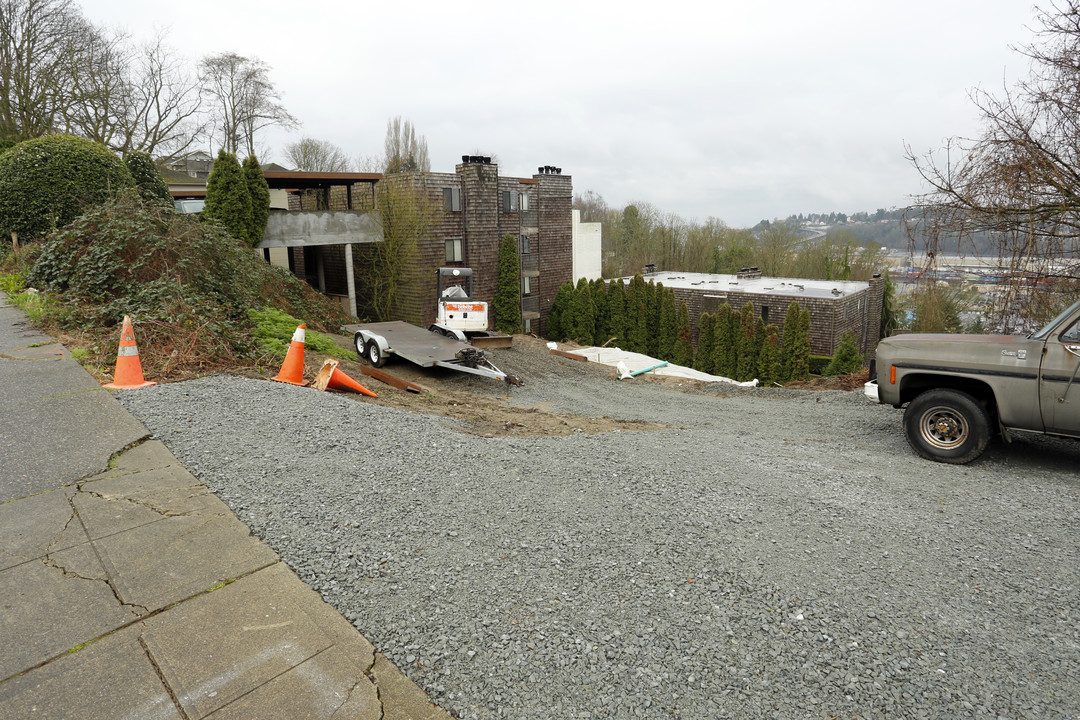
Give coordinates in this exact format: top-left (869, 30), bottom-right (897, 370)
top-left (865, 297), bottom-right (1080, 463)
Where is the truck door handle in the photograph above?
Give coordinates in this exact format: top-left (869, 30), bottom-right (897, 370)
top-left (1066, 344), bottom-right (1080, 359)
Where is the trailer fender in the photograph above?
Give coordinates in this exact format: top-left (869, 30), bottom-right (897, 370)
top-left (355, 330), bottom-right (390, 358)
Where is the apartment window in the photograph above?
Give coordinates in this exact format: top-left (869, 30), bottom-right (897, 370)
top-left (761, 305), bottom-right (769, 324)
top-left (519, 234), bottom-right (532, 254)
top-left (522, 275), bottom-right (533, 296)
top-left (443, 187), bottom-right (461, 211)
top-left (519, 192), bottom-right (529, 211)
top-left (524, 318), bottom-right (533, 334)
top-left (445, 238), bottom-right (463, 263)
top-left (502, 190), bottom-right (518, 212)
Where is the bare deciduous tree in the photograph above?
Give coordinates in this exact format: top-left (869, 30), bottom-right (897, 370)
top-left (0, 0), bottom-right (86, 141)
top-left (908, 0), bottom-right (1080, 331)
top-left (284, 137), bottom-right (351, 172)
top-left (199, 52), bottom-right (298, 157)
top-left (382, 116), bottom-right (429, 174)
top-left (63, 31), bottom-right (204, 159)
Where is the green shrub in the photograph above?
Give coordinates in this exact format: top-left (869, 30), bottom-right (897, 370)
top-left (247, 307), bottom-right (342, 358)
top-left (26, 190), bottom-right (348, 379)
top-left (823, 330), bottom-right (863, 376)
top-left (0, 135), bottom-right (134, 240)
top-left (809, 355), bottom-right (832, 375)
top-left (125, 151), bottom-right (172, 206)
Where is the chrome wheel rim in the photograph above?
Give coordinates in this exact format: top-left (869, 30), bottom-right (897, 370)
top-left (919, 406), bottom-right (969, 450)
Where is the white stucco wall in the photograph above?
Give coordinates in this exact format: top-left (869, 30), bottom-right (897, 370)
top-left (572, 209), bottom-right (602, 282)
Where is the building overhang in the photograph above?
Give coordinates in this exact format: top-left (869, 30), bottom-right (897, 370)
top-left (258, 209), bottom-right (383, 248)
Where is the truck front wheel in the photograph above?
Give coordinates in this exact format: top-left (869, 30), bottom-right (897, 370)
top-left (904, 389), bottom-right (991, 464)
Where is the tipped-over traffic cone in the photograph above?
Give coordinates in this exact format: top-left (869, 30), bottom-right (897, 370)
top-left (103, 316), bottom-right (156, 389)
top-left (272, 324), bottom-right (309, 386)
top-left (313, 358), bottom-right (377, 397)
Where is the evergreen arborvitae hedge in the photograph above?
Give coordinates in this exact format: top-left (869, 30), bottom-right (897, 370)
top-left (672, 300), bottom-right (693, 366)
top-left (204, 150), bottom-right (252, 245)
top-left (591, 279), bottom-right (609, 345)
top-left (694, 312), bottom-right (716, 373)
top-left (757, 326), bottom-right (783, 386)
top-left (736, 301), bottom-right (757, 381)
top-left (606, 280), bottom-right (627, 346)
top-left (0, 134), bottom-right (134, 240)
top-left (789, 308), bottom-right (812, 380)
top-left (713, 303), bottom-right (735, 378)
top-left (545, 280), bottom-right (575, 341)
top-left (658, 286), bottom-right (677, 361)
top-left (823, 330), bottom-right (863, 376)
top-left (124, 151), bottom-right (172, 206)
top-left (493, 233), bottom-right (521, 334)
top-left (781, 302), bottom-right (803, 381)
top-left (243, 155), bottom-right (270, 248)
top-left (569, 277), bottom-right (596, 343)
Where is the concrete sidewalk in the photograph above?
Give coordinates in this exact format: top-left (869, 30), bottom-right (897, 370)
top-left (0, 292), bottom-right (450, 720)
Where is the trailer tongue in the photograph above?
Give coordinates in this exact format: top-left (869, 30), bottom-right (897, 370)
top-left (344, 321), bottom-right (522, 385)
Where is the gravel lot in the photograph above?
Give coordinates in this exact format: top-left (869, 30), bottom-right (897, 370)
top-left (118, 344), bottom-right (1080, 720)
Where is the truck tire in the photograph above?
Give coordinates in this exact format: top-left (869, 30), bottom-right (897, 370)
top-left (365, 340), bottom-right (386, 368)
top-left (903, 389), bottom-right (991, 464)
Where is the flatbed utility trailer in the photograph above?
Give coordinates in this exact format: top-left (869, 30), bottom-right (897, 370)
top-left (344, 322), bottom-right (519, 384)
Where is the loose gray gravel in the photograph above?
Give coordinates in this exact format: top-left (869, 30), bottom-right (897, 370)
top-left (118, 363), bottom-right (1080, 720)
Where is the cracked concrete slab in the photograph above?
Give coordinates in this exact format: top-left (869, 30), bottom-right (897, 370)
top-left (370, 653), bottom-right (453, 720)
top-left (0, 488), bottom-right (87, 571)
top-left (0, 626), bottom-right (181, 720)
top-left (93, 512), bottom-right (279, 612)
top-left (78, 464), bottom-right (230, 529)
top-left (139, 565), bottom-right (334, 718)
top-left (369, 652), bottom-right (452, 720)
top-left (202, 646), bottom-right (382, 720)
top-left (0, 543), bottom-right (136, 680)
top-left (97, 439), bottom-right (180, 474)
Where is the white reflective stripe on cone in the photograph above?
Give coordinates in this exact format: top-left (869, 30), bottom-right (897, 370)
top-left (117, 345), bottom-right (140, 357)
top-left (292, 327), bottom-right (306, 343)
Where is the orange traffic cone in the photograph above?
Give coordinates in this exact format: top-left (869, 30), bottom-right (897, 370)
top-left (103, 316), bottom-right (156, 390)
top-left (272, 324), bottom-right (309, 386)
top-left (313, 358), bottom-right (377, 397)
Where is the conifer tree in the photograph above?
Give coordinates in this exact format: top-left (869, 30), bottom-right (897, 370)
top-left (753, 315), bottom-right (766, 367)
top-left (757, 327), bottom-right (783, 386)
top-left (736, 301), bottom-right (757, 381)
top-left (569, 277), bottom-right (596, 343)
top-left (629, 296), bottom-right (649, 353)
top-left (493, 234), bottom-right (522, 334)
top-left (786, 308), bottom-right (811, 380)
top-left (644, 280), bottom-right (661, 356)
top-left (694, 312), bottom-right (716, 373)
top-left (713, 303), bottom-right (735, 378)
top-left (781, 302), bottom-right (802, 381)
top-left (606, 280), bottom-right (627, 346)
top-left (203, 150), bottom-right (252, 245)
top-left (243, 155), bottom-right (270, 248)
top-left (657, 286), bottom-right (677, 360)
top-left (823, 330), bottom-right (863, 376)
top-left (545, 280), bottom-right (575, 340)
top-left (591, 279), bottom-right (609, 345)
top-left (672, 300), bottom-right (694, 366)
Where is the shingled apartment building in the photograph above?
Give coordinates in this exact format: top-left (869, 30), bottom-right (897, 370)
top-left (268, 157), bottom-right (573, 336)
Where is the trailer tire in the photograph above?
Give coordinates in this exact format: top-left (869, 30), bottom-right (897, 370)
top-left (353, 332), bottom-right (365, 358)
top-left (365, 340), bottom-right (386, 368)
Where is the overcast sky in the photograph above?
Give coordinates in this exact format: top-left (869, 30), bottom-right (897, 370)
top-left (80, 0), bottom-right (1038, 227)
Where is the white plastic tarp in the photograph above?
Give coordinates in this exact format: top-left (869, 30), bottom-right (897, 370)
top-left (566, 346), bottom-right (758, 386)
